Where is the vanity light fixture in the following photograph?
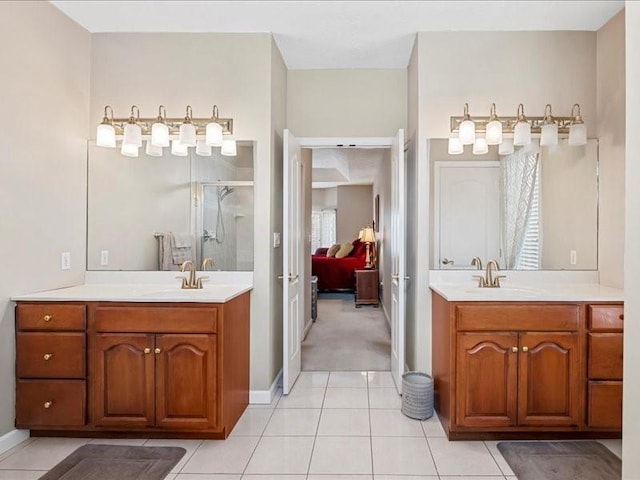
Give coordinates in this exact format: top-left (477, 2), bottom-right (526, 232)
top-left (447, 136), bottom-right (464, 155)
top-left (540, 104), bottom-right (558, 147)
top-left (485, 103), bottom-right (503, 145)
top-left (458, 103), bottom-right (476, 145)
top-left (513, 104), bottom-right (532, 146)
top-left (196, 140), bottom-right (212, 157)
top-left (95, 105), bottom-right (235, 157)
top-left (568, 104), bottom-right (587, 146)
top-left (472, 136), bottom-right (489, 155)
top-left (498, 137), bottom-right (514, 155)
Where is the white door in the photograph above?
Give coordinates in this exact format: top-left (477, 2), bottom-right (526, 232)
top-left (390, 129), bottom-right (406, 393)
top-left (436, 162), bottom-right (501, 269)
top-left (282, 130), bottom-right (304, 394)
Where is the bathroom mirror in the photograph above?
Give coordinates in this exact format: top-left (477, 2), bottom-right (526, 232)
top-left (430, 138), bottom-right (598, 270)
top-left (87, 141), bottom-right (255, 271)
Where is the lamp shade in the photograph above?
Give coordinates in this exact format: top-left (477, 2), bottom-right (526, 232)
top-left (540, 122), bottom-right (558, 147)
top-left (472, 137), bottom-right (489, 155)
top-left (96, 124), bottom-right (116, 148)
top-left (458, 119), bottom-right (476, 145)
top-left (151, 122), bottom-right (170, 147)
top-left (120, 142), bottom-right (139, 157)
top-left (568, 122), bottom-right (587, 146)
top-left (123, 122), bottom-right (142, 147)
top-left (221, 137), bottom-right (237, 156)
top-left (196, 140), bottom-right (212, 156)
top-left (360, 227), bottom-right (376, 243)
top-left (513, 121), bottom-right (531, 146)
top-left (171, 139), bottom-right (189, 157)
top-left (145, 140), bottom-right (163, 157)
top-left (498, 138), bottom-right (514, 155)
top-left (179, 122), bottom-right (197, 147)
top-left (206, 122), bottom-right (223, 146)
top-left (485, 119), bottom-right (503, 145)
top-left (448, 137), bottom-right (464, 155)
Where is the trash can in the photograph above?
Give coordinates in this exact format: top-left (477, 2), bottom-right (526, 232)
top-left (401, 372), bottom-right (434, 420)
top-left (311, 275), bottom-right (318, 322)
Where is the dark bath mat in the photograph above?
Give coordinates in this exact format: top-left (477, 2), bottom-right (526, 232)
top-left (497, 441), bottom-right (621, 480)
top-left (39, 444), bottom-right (186, 480)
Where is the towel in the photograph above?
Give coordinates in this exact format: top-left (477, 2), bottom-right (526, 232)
top-left (170, 232), bottom-right (193, 265)
top-left (158, 234), bottom-right (177, 270)
top-left (172, 232), bottom-right (192, 248)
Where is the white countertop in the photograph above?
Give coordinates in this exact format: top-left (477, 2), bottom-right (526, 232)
top-left (11, 271), bottom-right (253, 303)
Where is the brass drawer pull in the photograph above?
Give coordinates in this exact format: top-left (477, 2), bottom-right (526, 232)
top-left (144, 348), bottom-right (151, 354)
top-left (43, 353), bottom-right (53, 361)
top-left (522, 346), bottom-right (529, 353)
top-left (154, 348), bottom-right (161, 354)
top-left (43, 315), bottom-right (53, 322)
top-left (511, 347), bottom-right (518, 353)
top-left (619, 314), bottom-right (624, 321)
top-left (43, 401), bottom-right (53, 409)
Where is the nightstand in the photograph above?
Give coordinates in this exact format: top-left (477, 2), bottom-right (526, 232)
top-left (355, 269), bottom-right (379, 307)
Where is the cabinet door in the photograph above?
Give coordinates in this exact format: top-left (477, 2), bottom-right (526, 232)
top-left (456, 333), bottom-right (518, 427)
top-left (91, 333), bottom-right (155, 427)
top-left (155, 334), bottom-right (217, 429)
top-left (518, 332), bottom-right (581, 426)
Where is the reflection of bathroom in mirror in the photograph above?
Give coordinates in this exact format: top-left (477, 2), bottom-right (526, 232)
top-left (87, 141), bottom-right (254, 271)
top-left (430, 138), bottom-right (598, 270)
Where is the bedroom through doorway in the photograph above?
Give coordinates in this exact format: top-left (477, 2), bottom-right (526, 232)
top-left (300, 144), bottom-right (392, 372)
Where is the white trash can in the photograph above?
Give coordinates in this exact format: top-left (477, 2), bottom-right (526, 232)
top-left (401, 372), bottom-right (434, 420)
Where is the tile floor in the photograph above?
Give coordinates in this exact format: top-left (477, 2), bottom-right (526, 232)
top-left (0, 371), bottom-right (622, 479)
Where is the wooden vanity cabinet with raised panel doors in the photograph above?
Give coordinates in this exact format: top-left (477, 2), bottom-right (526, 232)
top-left (15, 292), bottom-right (250, 439)
top-left (432, 292), bottom-right (623, 440)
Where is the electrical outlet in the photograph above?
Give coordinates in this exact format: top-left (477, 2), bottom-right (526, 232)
top-left (61, 252), bottom-right (71, 270)
top-left (273, 232), bottom-right (281, 248)
top-left (570, 250), bottom-right (577, 265)
top-left (100, 250), bottom-right (109, 266)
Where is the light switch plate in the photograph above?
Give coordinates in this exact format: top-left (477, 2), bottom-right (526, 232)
top-left (273, 232), bottom-right (281, 248)
top-left (570, 250), bottom-right (577, 265)
top-left (100, 250), bottom-right (109, 266)
top-left (61, 252), bottom-right (71, 270)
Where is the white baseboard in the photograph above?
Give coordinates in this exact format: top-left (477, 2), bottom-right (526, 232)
top-left (303, 318), bottom-right (313, 340)
top-left (0, 429), bottom-right (29, 456)
top-left (249, 369), bottom-right (283, 404)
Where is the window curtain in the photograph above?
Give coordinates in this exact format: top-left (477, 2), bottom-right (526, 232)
top-left (500, 149), bottom-right (540, 269)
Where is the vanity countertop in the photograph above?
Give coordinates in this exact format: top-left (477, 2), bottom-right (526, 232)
top-left (430, 282), bottom-right (624, 302)
top-left (11, 283), bottom-right (252, 303)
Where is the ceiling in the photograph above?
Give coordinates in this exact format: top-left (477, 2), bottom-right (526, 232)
top-left (312, 148), bottom-right (386, 189)
top-left (51, 1), bottom-right (623, 69)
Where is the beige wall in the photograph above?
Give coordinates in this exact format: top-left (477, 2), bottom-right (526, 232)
top-left (624, 3), bottom-right (640, 477)
top-left (312, 188), bottom-right (337, 209)
top-left (90, 32), bottom-right (279, 391)
top-left (336, 185), bottom-right (374, 243)
top-left (0, 2), bottom-right (90, 435)
top-left (302, 149), bottom-right (313, 333)
top-left (597, 11), bottom-right (626, 288)
top-left (287, 69), bottom-right (407, 137)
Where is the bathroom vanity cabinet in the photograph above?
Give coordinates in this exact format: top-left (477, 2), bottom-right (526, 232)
top-left (432, 292), bottom-right (623, 440)
top-left (15, 292), bottom-right (250, 439)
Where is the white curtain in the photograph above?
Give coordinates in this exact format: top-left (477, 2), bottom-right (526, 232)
top-left (311, 209), bottom-right (336, 253)
top-left (500, 148), bottom-right (540, 269)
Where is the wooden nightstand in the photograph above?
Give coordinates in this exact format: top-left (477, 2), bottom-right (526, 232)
top-left (355, 269), bottom-right (379, 307)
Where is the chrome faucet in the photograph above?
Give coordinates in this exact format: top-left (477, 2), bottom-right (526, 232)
top-left (471, 257), bottom-right (483, 270)
top-left (472, 259), bottom-right (506, 288)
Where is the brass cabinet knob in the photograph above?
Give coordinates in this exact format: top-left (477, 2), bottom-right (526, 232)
top-left (511, 347), bottom-right (518, 353)
top-left (619, 314), bottom-right (624, 321)
top-left (43, 401), bottom-right (53, 409)
top-left (144, 348), bottom-right (151, 354)
top-left (43, 353), bottom-right (53, 361)
top-left (43, 315), bottom-right (52, 322)
top-left (522, 346), bottom-right (529, 353)
top-left (154, 348), bottom-right (161, 354)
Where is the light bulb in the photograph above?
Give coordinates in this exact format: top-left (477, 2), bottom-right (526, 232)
top-left (123, 122), bottom-right (142, 147)
top-left (569, 123), bottom-right (587, 146)
top-left (96, 124), bottom-right (116, 148)
top-left (206, 122), bottom-right (223, 146)
top-left (179, 123), bottom-right (197, 147)
top-left (486, 120), bottom-right (503, 145)
top-left (513, 121), bottom-right (531, 146)
top-left (472, 137), bottom-right (488, 155)
top-left (171, 139), bottom-right (188, 157)
top-left (459, 119), bottom-right (475, 145)
top-left (145, 140), bottom-right (163, 157)
top-left (221, 137), bottom-right (237, 156)
top-left (447, 137), bottom-right (463, 155)
top-left (120, 142), bottom-right (139, 157)
top-left (540, 122), bottom-right (558, 147)
top-left (151, 122), bottom-right (169, 147)
top-left (196, 140), bottom-right (212, 156)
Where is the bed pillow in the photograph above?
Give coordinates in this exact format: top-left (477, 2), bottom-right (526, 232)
top-left (350, 239), bottom-right (367, 258)
top-left (326, 244), bottom-right (341, 257)
top-left (334, 242), bottom-right (354, 258)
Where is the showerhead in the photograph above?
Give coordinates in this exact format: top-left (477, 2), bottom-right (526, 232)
top-left (219, 186), bottom-right (235, 201)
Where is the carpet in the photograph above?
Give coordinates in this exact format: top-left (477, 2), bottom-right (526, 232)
top-left (40, 444), bottom-right (186, 480)
top-left (302, 293), bottom-right (391, 371)
top-left (497, 441), bottom-right (621, 480)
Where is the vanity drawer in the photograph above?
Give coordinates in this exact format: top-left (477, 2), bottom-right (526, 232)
top-left (588, 381), bottom-right (622, 429)
top-left (456, 304), bottom-right (580, 331)
top-left (16, 332), bottom-right (85, 378)
top-left (92, 305), bottom-right (217, 333)
top-left (17, 303), bottom-right (86, 331)
top-left (588, 333), bottom-right (623, 380)
top-left (589, 305), bottom-right (624, 331)
top-left (16, 379), bottom-right (86, 427)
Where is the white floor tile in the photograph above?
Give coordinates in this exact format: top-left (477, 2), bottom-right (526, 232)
top-left (180, 436), bottom-right (260, 474)
top-left (0, 471), bottom-right (47, 479)
top-left (88, 438), bottom-right (147, 446)
top-left (370, 409), bottom-right (424, 437)
top-left (323, 387), bottom-right (369, 408)
top-left (276, 387), bottom-right (326, 409)
top-left (598, 438), bottom-right (623, 459)
top-left (0, 437), bottom-right (89, 471)
top-left (176, 475), bottom-right (240, 479)
top-left (428, 438), bottom-right (502, 476)
top-left (263, 408), bottom-right (321, 436)
top-left (484, 440), bottom-right (515, 476)
top-left (371, 437), bottom-right (437, 476)
top-left (309, 436), bottom-right (372, 474)
top-left (374, 476), bottom-right (437, 480)
top-left (244, 436), bottom-right (314, 474)
top-left (295, 371), bottom-right (330, 388)
top-left (230, 408), bottom-right (274, 436)
top-left (163, 474), bottom-right (177, 480)
top-left (421, 414), bottom-right (446, 437)
top-left (0, 439), bottom-right (35, 463)
top-left (439, 477), bottom-right (506, 480)
top-left (309, 476), bottom-right (372, 480)
top-left (368, 388), bottom-right (401, 409)
top-left (243, 475), bottom-right (306, 480)
top-left (317, 408), bottom-right (371, 436)
top-left (144, 438), bottom-right (203, 474)
top-left (328, 371), bottom-right (369, 388)
top-left (367, 371), bottom-right (396, 388)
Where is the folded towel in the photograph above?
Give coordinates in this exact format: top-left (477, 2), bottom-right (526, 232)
top-left (172, 232), bottom-right (192, 248)
top-left (158, 234), bottom-right (178, 270)
top-left (170, 233), bottom-right (193, 265)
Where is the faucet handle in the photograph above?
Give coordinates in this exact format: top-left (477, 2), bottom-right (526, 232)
top-left (201, 257), bottom-right (214, 271)
top-left (493, 275), bottom-right (507, 288)
top-left (175, 276), bottom-right (189, 289)
top-left (196, 276), bottom-right (209, 289)
top-left (472, 275), bottom-right (486, 288)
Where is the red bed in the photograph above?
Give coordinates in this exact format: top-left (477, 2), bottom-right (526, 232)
top-left (312, 239), bottom-right (367, 291)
